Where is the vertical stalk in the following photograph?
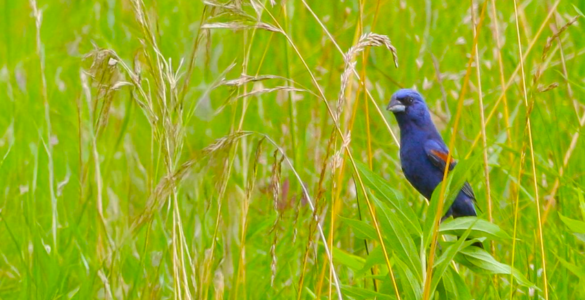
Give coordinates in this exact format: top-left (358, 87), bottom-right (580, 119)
top-left (30, 0), bottom-right (58, 253)
top-left (472, 0), bottom-right (492, 246)
top-left (512, 1), bottom-right (548, 298)
top-left (283, 4), bottom-right (298, 167)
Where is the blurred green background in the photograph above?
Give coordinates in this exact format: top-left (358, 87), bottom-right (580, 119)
top-left (1, 0), bottom-right (585, 299)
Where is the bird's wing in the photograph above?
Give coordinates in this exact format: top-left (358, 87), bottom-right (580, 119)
top-left (424, 140), bottom-right (475, 200)
top-left (460, 181), bottom-right (476, 200)
top-left (424, 140), bottom-right (455, 171)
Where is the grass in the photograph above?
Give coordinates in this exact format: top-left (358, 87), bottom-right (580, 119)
top-left (1, 0), bottom-right (585, 299)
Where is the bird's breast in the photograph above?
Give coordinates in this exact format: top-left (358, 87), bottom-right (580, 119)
top-left (400, 140), bottom-right (443, 199)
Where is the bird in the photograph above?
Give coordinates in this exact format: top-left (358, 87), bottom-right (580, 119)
top-left (386, 88), bottom-right (478, 221)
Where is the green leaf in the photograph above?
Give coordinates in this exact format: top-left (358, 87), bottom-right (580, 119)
top-left (340, 216), bottom-right (377, 240)
top-left (575, 233), bottom-right (585, 244)
top-left (437, 266), bottom-right (473, 300)
top-left (439, 217), bottom-right (511, 240)
top-left (574, 4), bottom-right (585, 18)
top-left (394, 255), bottom-right (422, 300)
top-left (356, 162), bottom-right (422, 235)
top-left (246, 215), bottom-right (276, 240)
top-left (370, 191), bottom-right (423, 281)
top-left (430, 218), bottom-right (477, 297)
top-left (340, 285), bottom-right (394, 300)
top-left (559, 213), bottom-right (585, 234)
top-left (457, 247), bottom-right (536, 289)
top-left (576, 188), bottom-right (585, 221)
top-left (444, 153), bottom-right (481, 212)
top-left (331, 246), bottom-right (365, 271)
top-left (358, 246), bottom-right (385, 275)
top-left (303, 286), bottom-right (317, 299)
top-left (445, 267), bottom-right (472, 300)
top-left (555, 255), bottom-right (585, 280)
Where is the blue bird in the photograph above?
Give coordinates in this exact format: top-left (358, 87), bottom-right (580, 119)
top-left (386, 89), bottom-right (478, 220)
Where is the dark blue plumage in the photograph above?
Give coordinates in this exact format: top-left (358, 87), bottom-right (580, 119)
top-left (387, 89), bottom-right (477, 219)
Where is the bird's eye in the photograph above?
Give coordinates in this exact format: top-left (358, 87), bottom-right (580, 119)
top-left (402, 96), bottom-right (414, 105)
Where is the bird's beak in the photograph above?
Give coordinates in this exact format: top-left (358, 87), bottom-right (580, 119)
top-left (387, 97), bottom-right (406, 113)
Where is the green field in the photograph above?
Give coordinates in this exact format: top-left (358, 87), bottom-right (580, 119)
top-left (1, 0), bottom-right (585, 299)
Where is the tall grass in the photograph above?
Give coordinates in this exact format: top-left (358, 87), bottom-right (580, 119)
top-left (1, 0), bottom-right (585, 299)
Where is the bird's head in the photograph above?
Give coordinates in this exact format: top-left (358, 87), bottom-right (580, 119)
top-left (386, 88), bottom-right (433, 127)
top-left (386, 89), bottom-right (426, 113)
